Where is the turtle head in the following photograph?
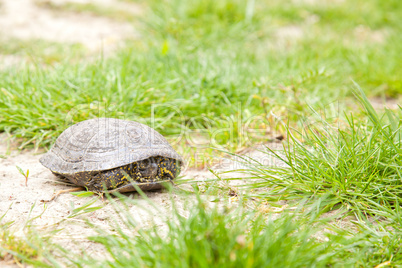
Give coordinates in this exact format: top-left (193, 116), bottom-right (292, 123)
top-left (137, 159), bottom-right (158, 179)
top-left (136, 157), bottom-right (181, 181)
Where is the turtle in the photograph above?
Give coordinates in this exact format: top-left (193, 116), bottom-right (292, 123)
top-left (39, 118), bottom-right (183, 194)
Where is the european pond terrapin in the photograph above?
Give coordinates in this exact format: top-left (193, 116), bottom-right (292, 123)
top-left (40, 118), bottom-right (183, 193)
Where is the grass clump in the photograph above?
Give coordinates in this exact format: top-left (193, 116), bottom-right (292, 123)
top-left (75, 194), bottom-right (401, 267)
top-left (0, 227), bottom-right (49, 267)
top-left (241, 88), bottom-right (402, 218)
top-left (84, 197), bottom-right (329, 267)
top-left (0, 212), bottom-right (55, 267)
top-left (0, 199), bottom-right (103, 267)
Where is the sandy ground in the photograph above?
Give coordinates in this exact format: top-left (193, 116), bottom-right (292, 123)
top-left (0, 0), bottom-right (140, 68)
top-left (0, 0), bottom-right (139, 47)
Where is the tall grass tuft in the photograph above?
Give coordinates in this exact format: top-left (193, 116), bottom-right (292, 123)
top-left (240, 86), bottom-right (402, 219)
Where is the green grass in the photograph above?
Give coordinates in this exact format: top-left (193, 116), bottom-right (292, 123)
top-left (1, 0), bottom-right (401, 151)
top-left (0, 206), bottom-right (57, 267)
top-left (0, 37), bottom-right (86, 65)
top-left (0, 199), bottom-right (103, 266)
top-left (235, 87), bottom-right (402, 219)
top-left (0, 226), bottom-right (58, 267)
top-left (55, 194), bottom-right (402, 267)
top-left (2, 193), bottom-right (401, 267)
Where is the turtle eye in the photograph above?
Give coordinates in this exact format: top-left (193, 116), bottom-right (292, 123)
top-left (138, 161), bottom-right (152, 172)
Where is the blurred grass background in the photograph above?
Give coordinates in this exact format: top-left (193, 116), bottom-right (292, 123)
top-left (0, 0), bottom-right (400, 153)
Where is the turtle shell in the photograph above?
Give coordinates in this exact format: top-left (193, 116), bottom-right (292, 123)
top-left (40, 118), bottom-right (183, 174)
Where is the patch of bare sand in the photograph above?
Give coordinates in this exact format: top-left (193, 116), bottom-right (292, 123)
top-left (370, 97), bottom-right (401, 110)
top-left (0, 55), bottom-right (29, 69)
top-left (0, 0), bottom-right (140, 63)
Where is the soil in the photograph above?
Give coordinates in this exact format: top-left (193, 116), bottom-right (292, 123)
top-left (0, 0), bottom-right (140, 68)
